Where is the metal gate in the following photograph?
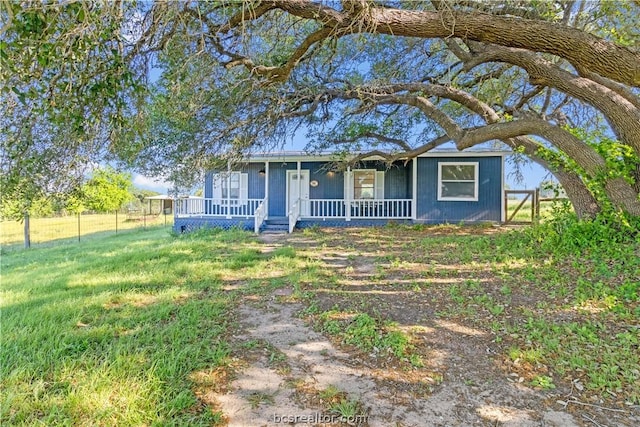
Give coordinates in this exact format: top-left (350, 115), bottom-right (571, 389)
top-left (504, 189), bottom-right (540, 224)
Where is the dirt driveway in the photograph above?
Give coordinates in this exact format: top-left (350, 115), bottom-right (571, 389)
top-left (207, 228), bottom-right (639, 426)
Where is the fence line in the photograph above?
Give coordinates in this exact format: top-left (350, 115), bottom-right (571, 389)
top-left (0, 210), bottom-right (174, 249)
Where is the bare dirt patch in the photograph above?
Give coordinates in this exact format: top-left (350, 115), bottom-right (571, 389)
top-left (208, 227), bottom-right (639, 426)
top-left (214, 291), bottom-right (579, 426)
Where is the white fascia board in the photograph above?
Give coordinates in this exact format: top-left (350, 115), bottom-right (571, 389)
top-left (417, 151), bottom-right (511, 158)
top-left (243, 150), bottom-right (511, 163)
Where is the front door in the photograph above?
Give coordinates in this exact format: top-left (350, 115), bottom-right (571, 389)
top-left (287, 170), bottom-right (310, 216)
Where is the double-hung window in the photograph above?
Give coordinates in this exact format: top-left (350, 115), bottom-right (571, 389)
top-left (438, 162), bottom-right (478, 201)
top-left (354, 170), bottom-right (376, 199)
top-left (345, 169), bottom-right (385, 200)
top-left (222, 172), bottom-right (240, 200)
top-left (212, 172), bottom-right (248, 205)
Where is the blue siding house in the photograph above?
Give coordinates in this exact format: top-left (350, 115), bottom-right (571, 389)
top-left (174, 151), bottom-right (507, 233)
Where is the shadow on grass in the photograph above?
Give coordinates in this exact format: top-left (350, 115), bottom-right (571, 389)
top-left (0, 227), bottom-right (306, 426)
top-left (294, 225), bottom-right (640, 413)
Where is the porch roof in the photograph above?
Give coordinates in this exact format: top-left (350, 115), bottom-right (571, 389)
top-left (144, 195), bottom-right (173, 200)
top-left (243, 149), bottom-right (511, 163)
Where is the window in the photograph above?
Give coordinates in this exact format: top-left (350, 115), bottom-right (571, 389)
top-left (212, 172), bottom-right (248, 204)
top-left (354, 170), bottom-right (375, 199)
top-left (438, 162), bottom-right (478, 201)
top-left (346, 170), bottom-right (384, 200)
top-left (222, 172), bottom-right (240, 199)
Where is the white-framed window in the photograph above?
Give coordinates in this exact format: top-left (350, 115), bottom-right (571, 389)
top-left (354, 170), bottom-right (375, 199)
top-left (212, 172), bottom-right (248, 204)
top-left (438, 162), bottom-right (479, 201)
top-left (345, 169), bottom-right (385, 199)
top-left (222, 172), bottom-right (240, 199)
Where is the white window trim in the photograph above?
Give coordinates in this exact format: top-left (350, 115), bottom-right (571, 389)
top-left (212, 171), bottom-right (248, 204)
top-left (351, 169), bottom-right (384, 200)
top-left (437, 162), bottom-right (479, 202)
top-left (222, 172), bottom-right (241, 199)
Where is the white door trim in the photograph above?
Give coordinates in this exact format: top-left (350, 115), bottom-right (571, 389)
top-left (286, 169), bottom-right (310, 216)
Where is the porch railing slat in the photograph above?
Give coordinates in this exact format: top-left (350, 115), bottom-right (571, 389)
top-left (176, 198), bottom-right (412, 220)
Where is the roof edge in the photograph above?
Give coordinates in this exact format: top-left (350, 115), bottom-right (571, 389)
top-left (242, 150), bottom-right (511, 162)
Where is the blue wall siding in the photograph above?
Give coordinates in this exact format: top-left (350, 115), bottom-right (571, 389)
top-left (268, 162), bottom-right (344, 216)
top-left (385, 162), bottom-right (412, 199)
top-left (416, 156), bottom-right (502, 222)
top-left (203, 157), bottom-right (500, 223)
top-left (205, 160), bottom-right (414, 209)
top-left (204, 164), bottom-right (265, 215)
top-left (308, 165), bottom-right (344, 200)
top-left (267, 162), bottom-right (298, 216)
top-left (246, 163), bottom-right (266, 199)
top-left (204, 172), bottom-right (213, 198)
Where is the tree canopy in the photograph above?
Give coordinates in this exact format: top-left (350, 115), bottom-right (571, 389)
top-left (2, 0), bottom-right (639, 219)
top-left (82, 167), bottom-right (133, 213)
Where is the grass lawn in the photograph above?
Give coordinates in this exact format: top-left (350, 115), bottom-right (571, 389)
top-left (2, 222), bottom-right (638, 425)
top-left (1, 226), bottom-right (316, 425)
top-left (505, 198), bottom-right (560, 222)
top-left (0, 213), bottom-right (174, 249)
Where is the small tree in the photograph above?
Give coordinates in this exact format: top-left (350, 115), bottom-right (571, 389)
top-left (82, 168), bottom-right (133, 213)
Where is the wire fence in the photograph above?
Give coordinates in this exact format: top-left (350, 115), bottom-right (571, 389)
top-left (1, 209), bottom-right (174, 250)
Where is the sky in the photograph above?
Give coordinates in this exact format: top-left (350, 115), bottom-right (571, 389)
top-left (132, 173), bottom-right (173, 194)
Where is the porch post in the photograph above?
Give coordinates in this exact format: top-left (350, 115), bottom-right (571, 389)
top-left (265, 161), bottom-right (269, 216)
top-left (297, 160), bottom-right (301, 208)
top-left (412, 158), bottom-right (418, 220)
top-left (345, 166), bottom-right (351, 221)
top-left (500, 154), bottom-right (506, 223)
top-left (226, 160), bottom-right (232, 219)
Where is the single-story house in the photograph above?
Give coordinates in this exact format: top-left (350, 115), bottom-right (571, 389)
top-left (174, 151), bottom-right (508, 233)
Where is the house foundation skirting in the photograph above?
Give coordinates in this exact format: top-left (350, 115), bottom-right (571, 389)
top-left (174, 217), bottom-right (254, 233)
top-left (174, 217), bottom-right (450, 234)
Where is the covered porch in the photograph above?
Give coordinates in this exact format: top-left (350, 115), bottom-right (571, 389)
top-left (174, 196), bottom-right (413, 233)
top-left (174, 156), bottom-right (416, 233)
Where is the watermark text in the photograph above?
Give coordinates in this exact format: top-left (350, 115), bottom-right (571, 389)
top-left (272, 412), bottom-right (368, 424)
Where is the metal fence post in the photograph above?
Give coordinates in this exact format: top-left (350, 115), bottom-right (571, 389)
top-left (143, 208), bottom-right (146, 228)
top-left (115, 210), bottom-right (118, 234)
top-left (78, 213), bottom-right (81, 242)
top-left (24, 212), bottom-right (31, 248)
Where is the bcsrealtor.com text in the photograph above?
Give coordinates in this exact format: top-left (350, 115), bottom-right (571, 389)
top-left (272, 412), bottom-right (368, 424)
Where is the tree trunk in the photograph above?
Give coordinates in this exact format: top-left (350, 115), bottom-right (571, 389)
top-left (605, 178), bottom-right (640, 216)
top-left (551, 169), bottom-right (600, 219)
top-left (506, 137), bottom-right (601, 219)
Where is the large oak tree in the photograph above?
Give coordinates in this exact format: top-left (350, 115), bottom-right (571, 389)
top-left (2, 0), bottom-right (639, 218)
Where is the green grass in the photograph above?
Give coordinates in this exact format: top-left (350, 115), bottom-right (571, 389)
top-left (0, 226), bottom-right (308, 425)
top-left (0, 213), bottom-right (173, 248)
top-left (505, 198), bottom-right (559, 222)
top-left (316, 310), bottom-right (415, 361)
top-left (3, 215), bottom-right (639, 424)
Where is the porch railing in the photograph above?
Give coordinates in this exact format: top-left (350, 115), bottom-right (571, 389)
top-left (254, 197), bottom-right (268, 234)
top-left (175, 197), bottom-right (413, 221)
top-left (305, 199), bottom-right (412, 219)
top-left (175, 197), bottom-right (264, 218)
top-left (288, 199), bottom-right (301, 233)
